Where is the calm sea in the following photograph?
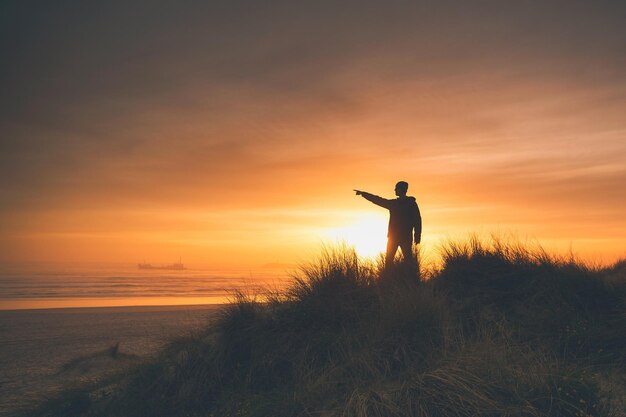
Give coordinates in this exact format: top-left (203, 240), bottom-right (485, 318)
top-left (0, 262), bottom-right (291, 310)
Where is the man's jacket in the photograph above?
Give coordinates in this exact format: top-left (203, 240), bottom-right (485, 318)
top-left (360, 192), bottom-right (422, 243)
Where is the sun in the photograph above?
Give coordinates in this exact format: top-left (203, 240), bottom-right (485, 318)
top-left (322, 213), bottom-right (389, 259)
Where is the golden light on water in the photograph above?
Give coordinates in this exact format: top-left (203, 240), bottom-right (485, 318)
top-left (0, 296), bottom-right (232, 311)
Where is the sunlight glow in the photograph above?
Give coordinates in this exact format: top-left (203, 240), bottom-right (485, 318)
top-left (322, 213), bottom-right (389, 259)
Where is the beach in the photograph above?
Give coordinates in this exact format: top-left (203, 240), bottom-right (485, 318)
top-left (0, 304), bottom-right (221, 417)
top-left (0, 262), bottom-right (290, 415)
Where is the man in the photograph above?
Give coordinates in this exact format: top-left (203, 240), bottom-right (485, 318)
top-left (354, 181), bottom-right (422, 265)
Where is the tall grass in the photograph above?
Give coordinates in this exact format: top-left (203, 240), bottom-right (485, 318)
top-left (436, 237), bottom-right (624, 360)
top-left (22, 238), bottom-right (625, 417)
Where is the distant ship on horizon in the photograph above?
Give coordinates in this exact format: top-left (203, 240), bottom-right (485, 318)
top-left (138, 258), bottom-right (186, 270)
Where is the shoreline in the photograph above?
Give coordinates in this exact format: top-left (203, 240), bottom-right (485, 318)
top-left (0, 302), bottom-right (224, 314)
top-left (0, 297), bottom-right (230, 312)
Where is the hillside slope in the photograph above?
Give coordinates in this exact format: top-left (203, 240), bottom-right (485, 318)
top-left (25, 240), bottom-right (626, 417)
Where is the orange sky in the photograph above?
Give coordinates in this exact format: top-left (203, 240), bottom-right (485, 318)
top-left (1, 1), bottom-right (625, 268)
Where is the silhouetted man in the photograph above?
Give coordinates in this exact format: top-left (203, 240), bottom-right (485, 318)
top-left (354, 181), bottom-right (422, 265)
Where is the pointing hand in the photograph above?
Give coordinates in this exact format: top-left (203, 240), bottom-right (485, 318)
top-left (353, 189), bottom-right (363, 196)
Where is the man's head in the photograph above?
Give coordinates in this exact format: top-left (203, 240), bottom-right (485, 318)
top-left (395, 181), bottom-right (408, 197)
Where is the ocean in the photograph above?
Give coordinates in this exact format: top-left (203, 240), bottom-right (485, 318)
top-left (0, 262), bottom-right (290, 310)
top-left (0, 263), bottom-right (291, 416)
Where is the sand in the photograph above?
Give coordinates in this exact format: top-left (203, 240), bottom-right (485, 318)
top-left (0, 304), bottom-right (222, 417)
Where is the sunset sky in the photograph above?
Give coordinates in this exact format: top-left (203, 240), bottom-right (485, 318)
top-left (1, 1), bottom-right (625, 268)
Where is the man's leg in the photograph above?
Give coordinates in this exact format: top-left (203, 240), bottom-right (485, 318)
top-left (385, 239), bottom-right (399, 266)
top-left (399, 241), bottom-right (414, 264)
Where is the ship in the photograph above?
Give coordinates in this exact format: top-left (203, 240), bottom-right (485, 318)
top-left (138, 258), bottom-right (186, 270)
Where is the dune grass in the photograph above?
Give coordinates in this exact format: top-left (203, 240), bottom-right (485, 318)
top-left (22, 238), bottom-right (625, 417)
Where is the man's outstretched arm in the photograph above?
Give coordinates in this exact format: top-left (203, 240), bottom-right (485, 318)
top-left (354, 190), bottom-right (392, 209)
